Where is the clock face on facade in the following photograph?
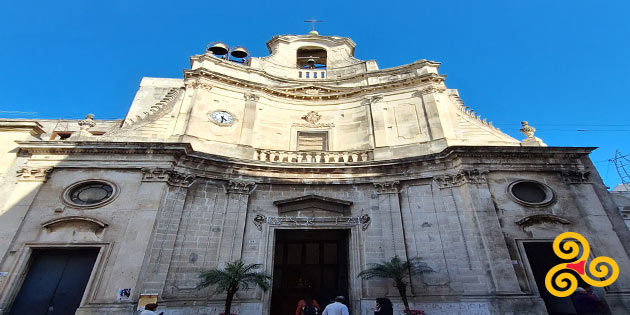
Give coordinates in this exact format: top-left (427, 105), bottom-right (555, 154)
top-left (210, 111), bottom-right (234, 125)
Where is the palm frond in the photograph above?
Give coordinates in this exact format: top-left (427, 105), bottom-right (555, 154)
top-left (197, 260), bottom-right (271, 295)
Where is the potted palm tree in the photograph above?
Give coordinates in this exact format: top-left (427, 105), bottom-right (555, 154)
top-left (358, 255), bottom-right (433, 315)
top-left (197, 260), bottom-right (271, 315)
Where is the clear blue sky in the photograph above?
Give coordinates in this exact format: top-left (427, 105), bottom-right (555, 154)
top-left (1, 0), bottom-right (629, 189)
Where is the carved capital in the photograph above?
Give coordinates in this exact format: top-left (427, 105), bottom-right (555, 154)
top-left (167, 171), bottom-right (196, 187)
top-left (373, 181), bottom-right (400, 194)
top-left (227, 179), bottom-right (256, 194)
top-left (435, 169), bottom-right (487, 188)
top-left (416, 85), bottom-right (446, 96)
top-left (16, 166), bottom-right (53, 182)
top-left (187, 80), bottom-right (213, 91)
top-left (141, 168), bottom-right (195, 187)
top-left (244, 93), bottom-right (259, 101)
top-left (562, 170), bottom-right (591, 184)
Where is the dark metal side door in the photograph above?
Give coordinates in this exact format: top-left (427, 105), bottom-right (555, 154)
top-left (9, 248), bottom-right (99, 315)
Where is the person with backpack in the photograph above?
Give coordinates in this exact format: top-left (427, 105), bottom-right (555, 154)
top-left (295, 294), bottom-right (321, 315)
top-left (374, 297), bottom-right (393, 315)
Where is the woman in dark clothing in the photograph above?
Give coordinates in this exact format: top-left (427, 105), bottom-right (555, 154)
top-left (374, 297), bottom-right (393, 315)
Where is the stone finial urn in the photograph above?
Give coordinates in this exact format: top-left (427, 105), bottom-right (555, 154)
top-left (519, 121), bottom-right (546, 147)
top-left (520, 121), bottom-right (536, 138)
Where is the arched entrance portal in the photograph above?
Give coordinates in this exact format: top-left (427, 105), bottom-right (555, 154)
top-left (270, 229), bottom-right (349, 315)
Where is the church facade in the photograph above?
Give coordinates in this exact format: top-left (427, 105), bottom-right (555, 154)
top-left (1, 32), bottom-right (629, 315)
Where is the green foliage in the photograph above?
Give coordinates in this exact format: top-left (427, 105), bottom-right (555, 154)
top-left (358, 255), bottom-right (433, 312)
top-left (357, 255), bottom-right (433, 286)
top-left (197, 260), bottom-right (271, 294)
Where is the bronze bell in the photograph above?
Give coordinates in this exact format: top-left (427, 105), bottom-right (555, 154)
top-left (307, 58), bottom-right (316, 66)
top-left (208, 42), bottom-right (228, 55)
top-left (230, 47), bottom-right (248, 59)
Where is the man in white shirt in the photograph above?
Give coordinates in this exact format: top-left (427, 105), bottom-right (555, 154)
top-left (322, 296), bottom-right (350, 315)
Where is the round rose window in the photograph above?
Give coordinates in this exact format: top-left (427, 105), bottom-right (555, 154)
top-left (62, 180), bottom-right (117, 208)
top-left (508, 180), bottom-right (555, 207)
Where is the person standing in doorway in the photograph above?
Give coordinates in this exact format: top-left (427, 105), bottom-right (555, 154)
top-left (322, 296), bottom-right (349, 315)
top-left (296, 294), bottom-right (321, 315)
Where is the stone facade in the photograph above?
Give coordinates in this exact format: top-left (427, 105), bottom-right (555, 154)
top-left (0, 33), bottom-right (629, 315)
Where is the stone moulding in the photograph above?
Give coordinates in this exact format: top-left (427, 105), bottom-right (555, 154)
top-left (15, 142), bottom-right (597, 183)
top-left (434, 169), bottom-right (488, 188)
top-left (515, 214), bottom-right (572, 229)
top-left (253, 214), bottom-right (370, 231)
top-left (42, 216), bottom-right (109, 230)
top-left (183, 67), bottom-right (445, 100)
top-left (273, 194), bottom-right (353, 215)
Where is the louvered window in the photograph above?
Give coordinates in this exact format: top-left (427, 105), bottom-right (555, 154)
top-left (297, 131), bottom-right (328, 151)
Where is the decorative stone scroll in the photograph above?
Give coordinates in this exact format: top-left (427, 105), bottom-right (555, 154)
top-left (561, 170), bottom-right (591, 184)
top-left (292, 110), bottom-right (334, 128)
top-left (16, 166), bottom-right (53, 182)
top-left (141, 168), bottom-right (195, 187)
top-left (254, 214), bottom-right (371, 230)
top-left (226, 179), bottom-right (255, 194)
top-left (373, 181), bottom-right (400, 194)
top-left (434, 169), bottom-right (488, 188)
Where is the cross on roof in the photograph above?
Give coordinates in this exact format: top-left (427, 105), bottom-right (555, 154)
top-left (304, 19), bottom-right (323, 31)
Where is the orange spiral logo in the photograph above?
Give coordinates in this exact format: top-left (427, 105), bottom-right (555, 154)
top-left (544, 232), bottom-right (619, 297)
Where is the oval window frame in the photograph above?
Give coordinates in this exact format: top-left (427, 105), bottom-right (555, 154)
top-left (507, 180), bottom-right (556, 207)
top-left (61, 179), bottom-right (119, 209)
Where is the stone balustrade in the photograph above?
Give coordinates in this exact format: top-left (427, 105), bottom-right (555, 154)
top-left (254, 149), bottom-right (372, 163)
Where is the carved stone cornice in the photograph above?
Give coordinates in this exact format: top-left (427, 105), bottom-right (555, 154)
top-left (227, 179), bottom-right (256, 194)
top-left (16, 166), bottom-right (53, 182)
top-left (141, 168), bottom-right (195, 187)
top-left (434, 169), bottom-right (488, 188)
top-left (184, 67), bottom-right (446, 101)
top-left (373, 181), bottom-right (400, 194)
top-left (561, 170), bottom-right (591, 184)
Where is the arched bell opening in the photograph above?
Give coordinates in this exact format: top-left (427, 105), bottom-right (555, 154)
top-left (297, 47), bottom-right (327, 69)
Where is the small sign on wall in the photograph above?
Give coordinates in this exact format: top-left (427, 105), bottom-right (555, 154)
top-left (117, 288), bottom-right (131, 301)
top-left (0, 272), bottom-right (8, 277)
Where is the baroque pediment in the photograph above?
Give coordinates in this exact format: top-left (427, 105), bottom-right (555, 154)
top-left (270, 85), bottom-right (361, 99)
top-left (273, 194), bottom-right (352, 216)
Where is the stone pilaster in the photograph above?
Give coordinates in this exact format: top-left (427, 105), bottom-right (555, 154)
top-left (139, 168), bottom-right (195, 295)
top-left (239, 94), bottom-right (259, 146)
top-left (0, 166), bottom-right (53, 260)
top-left (373, 181), bottom-right (406, 259)
top-left (217, 180), bottom-right (256, 265)
top-left (452, 170), bottom-right (522, 294)
top-left (562, 169), bottom-right (630, 290)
